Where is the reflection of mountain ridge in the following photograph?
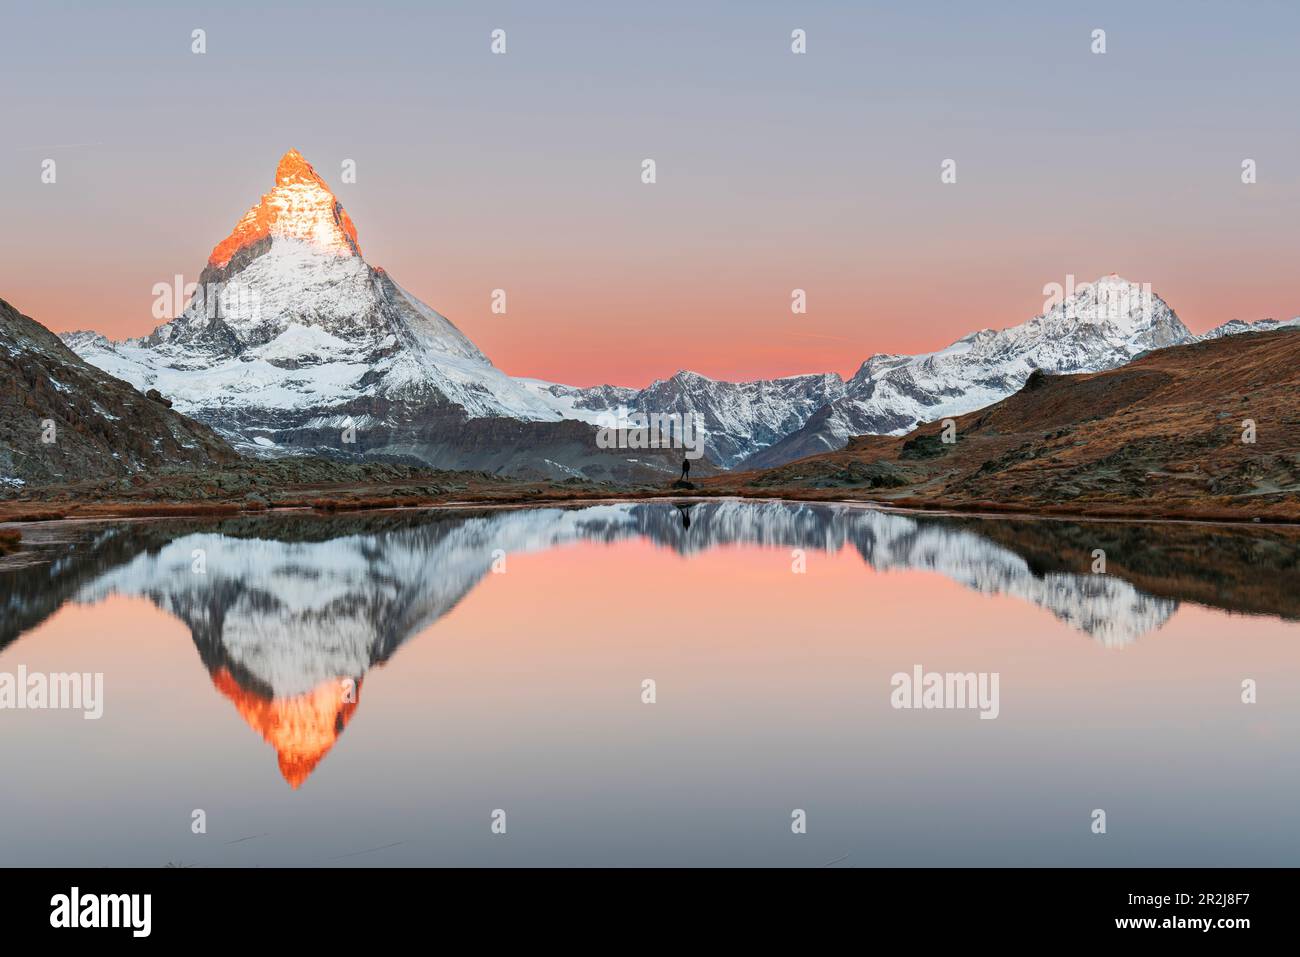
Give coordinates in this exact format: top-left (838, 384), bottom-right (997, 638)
top-left (68, 503), bottom-right (1192, 669)
top-left (4, 502), bottom-right (1299, 786)
top-left (7, 502), bottom-right (1299, 659)
top-left (623, 502), bottom-right (1180, 645)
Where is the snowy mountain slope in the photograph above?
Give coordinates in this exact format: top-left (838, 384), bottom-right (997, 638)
top-left (70, 504), bottom-right (1174, 704)
top-left (65, 151), bottom-right (560, 433)
top-left (515, 281), bottom-right (1300, 473)
top-left (739, 275), bottom-right (1193, 469)
top-left (518, 371), bottom-right (847, 469)
top-left (66, 248), bottom-right (560, 427)
top-left (60, 151), bottom-right (697, 480)
top-left (1200, 316), bottom-right (1300, 339)
top-left (513, 379), bottom-right (641, 425)
top-left (516, 275), bottom-right (1202, 472)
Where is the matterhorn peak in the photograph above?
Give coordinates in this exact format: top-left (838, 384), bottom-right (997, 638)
top-left (274, 148), bottom-right (329, 188)
top-left (208, 148), bottom-right (361, 268)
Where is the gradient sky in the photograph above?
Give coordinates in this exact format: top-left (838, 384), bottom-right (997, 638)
top-left (2, 0), bottom-right (1298, 386)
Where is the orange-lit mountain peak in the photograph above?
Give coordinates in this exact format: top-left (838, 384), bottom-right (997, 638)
top-left (212, 669), bottom-right (362, 789)
top-left (275, 148), bottom-right (328, 188)
top-left (207, 149), bottom-right (362, 269)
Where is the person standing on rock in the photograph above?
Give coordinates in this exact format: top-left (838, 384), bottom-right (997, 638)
top-left (680, 457), bottom-right (691, 483)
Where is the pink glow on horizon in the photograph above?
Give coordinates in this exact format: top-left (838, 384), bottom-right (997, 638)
top-left (13, 265), bottom-right (1297, 388)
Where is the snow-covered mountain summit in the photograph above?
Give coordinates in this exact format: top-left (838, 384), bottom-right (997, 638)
top-left (60, 151), bottom-right (719, 477)
top-left (68, 150), bottom-right (560, 438)
top-left (739, 275), bottom-right (1194, 468)
top-left (519, 275), bottom-right (1196, 471)
top-left (846, 274), bottom-right (1189, 422)
top-left (207, 147), bottom-right (363, 269)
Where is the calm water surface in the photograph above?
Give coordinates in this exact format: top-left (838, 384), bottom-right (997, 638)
top-left (1, 500), bottom-right (1297, 866)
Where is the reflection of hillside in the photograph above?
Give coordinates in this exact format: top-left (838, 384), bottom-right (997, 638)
top-left (3, 501), bottom-right (1300, 784)
top-left (0, 523), bottom-right (163, 648)
top-left (929, 515), bottom-right (1300, 624)
top-left (623, 502), bottom-right (1180, 645)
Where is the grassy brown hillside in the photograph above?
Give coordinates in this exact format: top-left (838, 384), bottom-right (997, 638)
top-left (704, 329), bottom-right (1300, 521)
top-left (1, 297), bottom-right (238, 486)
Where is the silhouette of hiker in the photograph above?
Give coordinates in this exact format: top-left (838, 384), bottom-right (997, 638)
top-left (680, 457), bottom-right (691, 482)
top-left (676, 503), bottom-right (692, 530)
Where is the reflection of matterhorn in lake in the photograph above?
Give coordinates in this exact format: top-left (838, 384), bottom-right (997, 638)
top-left (57, 502), bottom-right (1190, 784)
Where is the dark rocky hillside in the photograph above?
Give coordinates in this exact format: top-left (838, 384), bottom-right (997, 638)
top-left (0, 297), bottom-right (238, 487)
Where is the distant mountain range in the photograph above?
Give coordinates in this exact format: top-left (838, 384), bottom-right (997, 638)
top-left (516, 370), bottom-right (847, 468)
top-left (38, 149), bottom-right (1300, 479)
top-left (1198, 316), bottom-right (1300, 340)
top-left (708, 325), bottom-right (1300, 521)
top-left (528, 279), bottom-right (1298, 470)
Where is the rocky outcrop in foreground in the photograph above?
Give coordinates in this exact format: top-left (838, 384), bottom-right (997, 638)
top-left (0, 297), bottom-right (237, 488)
